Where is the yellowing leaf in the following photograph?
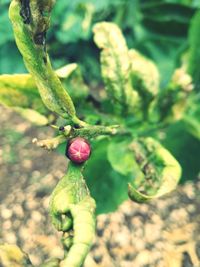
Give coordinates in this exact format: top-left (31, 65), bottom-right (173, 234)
top-left (0, 74), bottom-right (47, 114)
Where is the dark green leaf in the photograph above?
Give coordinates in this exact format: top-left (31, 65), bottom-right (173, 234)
top-left (84, 138), bottom-right (132, 214)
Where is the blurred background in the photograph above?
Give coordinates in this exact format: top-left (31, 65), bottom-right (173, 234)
top-left (0, 0), bottom-right (200, 266)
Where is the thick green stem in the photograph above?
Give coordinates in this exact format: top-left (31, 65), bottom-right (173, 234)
top-left (50, 162), bottom-right (96, 267)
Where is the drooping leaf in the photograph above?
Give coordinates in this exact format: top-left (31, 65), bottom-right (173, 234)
top-left (0, 62), bottom-right (90, 125)
top-left (93, 22), bottom-right (140, 115)
top-left (128, 137), bottom-right (182, 203)
top-left (13, 108), bottom-right (49, 126)
top-left (0, 73), bottom-right (49, 118)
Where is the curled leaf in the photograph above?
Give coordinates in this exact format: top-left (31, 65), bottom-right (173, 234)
top-left (128, 137), bottom-right (181, 203)
top-left (93, 22), bottom-right (139, 115)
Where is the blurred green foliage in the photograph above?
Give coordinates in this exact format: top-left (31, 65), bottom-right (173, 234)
top-left (0, 0), bottom-right (199, 84)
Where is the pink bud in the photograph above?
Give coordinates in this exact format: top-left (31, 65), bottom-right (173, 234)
top-left (66, 137), bottom-right (91, 164)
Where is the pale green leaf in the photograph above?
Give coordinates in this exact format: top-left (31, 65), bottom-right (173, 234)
top-left (93, 22), bottom-right (139, 115)
top-left (13, 108), bottom-right (49, 126)
top-left (129, 49), bottom-right (159, 101)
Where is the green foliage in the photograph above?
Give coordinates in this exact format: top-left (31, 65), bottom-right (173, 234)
top-left (188, 9), bottom-right (200, 90)
top-left (1, 0), bottom-right (197, 84)
top-left (162, 121), bottom-right (200, 181)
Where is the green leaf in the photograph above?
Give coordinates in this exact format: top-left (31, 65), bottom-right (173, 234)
top-left (128, 137), bottom-right (182, 203)
top-left (84, 138), bottom-right (132, 214)
top-left (129, 49), bottom-right (159, 116)
top-left (188, 10), bottom-right (200, 90)
top-left (162, 121), bottom-right (200, 181)
top-left (53, 2), bottom-right (94, 44)
top-left (93, 22), bottom-right (140, 115)
top-left (107, 138), bottom-right (137, 176)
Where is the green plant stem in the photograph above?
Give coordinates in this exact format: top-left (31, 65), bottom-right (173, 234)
top-left (33, 124), bottom-right (130, 150)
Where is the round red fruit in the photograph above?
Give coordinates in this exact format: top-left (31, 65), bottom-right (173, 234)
top-left (66, 137), bottom-right (91, 164)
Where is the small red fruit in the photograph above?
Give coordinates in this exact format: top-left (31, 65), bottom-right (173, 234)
top-left (66, 137), bottom-right (91, 164)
